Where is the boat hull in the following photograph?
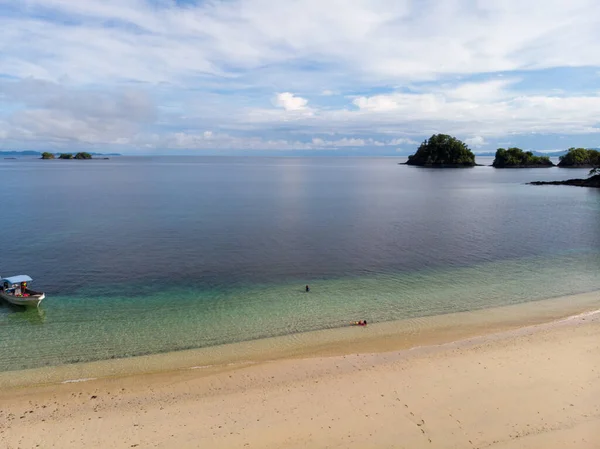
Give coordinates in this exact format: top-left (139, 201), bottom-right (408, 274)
top-left (0, 291), bottom-right (45, 307)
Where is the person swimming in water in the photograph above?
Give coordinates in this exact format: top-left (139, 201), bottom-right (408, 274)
top-left (305, 285), bottom-right (310, 292)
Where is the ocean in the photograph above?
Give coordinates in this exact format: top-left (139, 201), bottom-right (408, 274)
top-left (1, 156), bottom-right (599, 373)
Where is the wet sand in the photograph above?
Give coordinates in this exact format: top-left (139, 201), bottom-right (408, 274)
top-left (1, 294), bottom-right (600, 448)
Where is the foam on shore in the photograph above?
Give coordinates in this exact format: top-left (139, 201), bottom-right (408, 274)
top-left (60, 377), bottom-right (97, 384)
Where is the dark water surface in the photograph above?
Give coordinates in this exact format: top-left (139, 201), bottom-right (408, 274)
top-left (1, 157), bottom-right (599, 371)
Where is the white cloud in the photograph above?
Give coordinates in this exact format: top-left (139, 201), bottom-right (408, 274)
top-left (0, 79), bottom-right (155, 121)
top-left (0, 79), bottom-right (155, 145)
top-left (389, 137), bottom-right (419, 145)
top-left (3, 0), bottom-right (600, 85)
top-left (308, 137), bottom-right (419, 148)
top-left (147, 132), bottom-right (313, 151)
top-left (465, 136), bottom-right (486, 147)
top-left (3, 76), bottom-right (600, 151)
top-left (147, 134), bottom-right (416, 151)
top-left (2, 1), bottom-right (600, 151)
top-left (353, 95), bottom-right (400, 112)
top-left (273, 92), bottom-right (309, 111)
top-left (268, 82), bottom-right (600, 138)
top-left (441, 79), bottom-right (517, 102)
top-left (312, 137), bottom-right (365, 147)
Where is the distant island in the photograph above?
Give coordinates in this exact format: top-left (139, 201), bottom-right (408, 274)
top-left (42, 152), bottom-right (95, 160)
top-left (405, 134), bottom-right (477, 167)
top-left (557, 148), bottom-right (600, 168)
top-left (0, 150), bottom-right (40, 157)
top-left (492, 148), bottom-right (554, 168)
top-left (1, 150), bottom-right (120, 158)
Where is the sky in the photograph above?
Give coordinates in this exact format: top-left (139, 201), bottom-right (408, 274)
top-left (1, 0), bottom-right (600, 155)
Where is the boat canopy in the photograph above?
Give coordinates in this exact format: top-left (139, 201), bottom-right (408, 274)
top-left (2, 275), bottom-right (33, 285)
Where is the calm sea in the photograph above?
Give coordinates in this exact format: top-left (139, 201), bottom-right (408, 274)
top-left (0, 156), bottom-right (599, 372)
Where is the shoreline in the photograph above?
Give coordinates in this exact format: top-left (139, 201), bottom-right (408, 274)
top-left (1, 293), bottom-right (599, 448)
top-left (1, 290), bottom-right (599, 389)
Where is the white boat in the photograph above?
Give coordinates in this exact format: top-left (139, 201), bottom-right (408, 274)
top-left (0, 275), bottom-right (45, 307)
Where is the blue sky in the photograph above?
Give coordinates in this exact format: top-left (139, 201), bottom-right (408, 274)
top-left (1, 0), bottom-right (600, 155)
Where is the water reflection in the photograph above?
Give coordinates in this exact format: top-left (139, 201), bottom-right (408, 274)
top-left (0, 301), bottom-right (46, 324)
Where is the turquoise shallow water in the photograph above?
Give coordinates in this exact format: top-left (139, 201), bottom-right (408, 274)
top-left (1, 251), bottom-right (599, 372)
top-left (0, 157), bottom-right (599, 372)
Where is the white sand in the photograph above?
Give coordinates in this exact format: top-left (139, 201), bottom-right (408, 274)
top-left (2, 306), bottom-right (599, 448)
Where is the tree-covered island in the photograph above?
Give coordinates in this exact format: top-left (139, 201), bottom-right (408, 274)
top-left (1, 150), bottom-right (118, 158)
top-left (43, 152), bottom-right (94, 160)
top-left (557, 148), bottom-right (600, 168)
top-left (492, 148), bottom-right (554, 168)
top-left (405, 134), bottom-right (477, 167)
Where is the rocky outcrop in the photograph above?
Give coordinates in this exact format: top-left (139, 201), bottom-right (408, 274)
top-left (529, 174), bottom-right (600, 188)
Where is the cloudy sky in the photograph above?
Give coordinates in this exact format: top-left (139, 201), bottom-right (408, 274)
top-left (1, 0), bottom-right (600, 155)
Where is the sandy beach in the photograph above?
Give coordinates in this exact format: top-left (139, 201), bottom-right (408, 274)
top-left (2, 299), bottom-right (600, 449)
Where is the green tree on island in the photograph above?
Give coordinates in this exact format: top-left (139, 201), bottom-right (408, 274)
top-left (41, 152), bottom-right (55, 159)
top-left (558, 148), bottom-right (600, 167)
top-left (74, 152), bottom-right (92, 159)
top-left (58, 153), bottom-right (73, 159)
top-left (493, 148), bottom-right (553, 168)
top-left (406, 134), bottom-right (476, 167)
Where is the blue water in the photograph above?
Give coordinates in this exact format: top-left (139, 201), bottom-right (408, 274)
top-left (0, 157), bottom-right (599, 371)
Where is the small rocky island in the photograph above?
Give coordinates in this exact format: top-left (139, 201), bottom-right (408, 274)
top-left (0, 150), bottom-right (119, 159)
top-left (404, 134), bottom-right (477, 167)
top-left (529, 172), bottom-right (600, 188)
top-left (492, 147), bottom-right (553, 168)
top-left (42, 152), bottom-right (94, 160)
top-left (557, 148), bottom-right (600, 168)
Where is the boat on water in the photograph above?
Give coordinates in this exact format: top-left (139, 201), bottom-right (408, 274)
top-left (0, 275), bottom-right (45, 307)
